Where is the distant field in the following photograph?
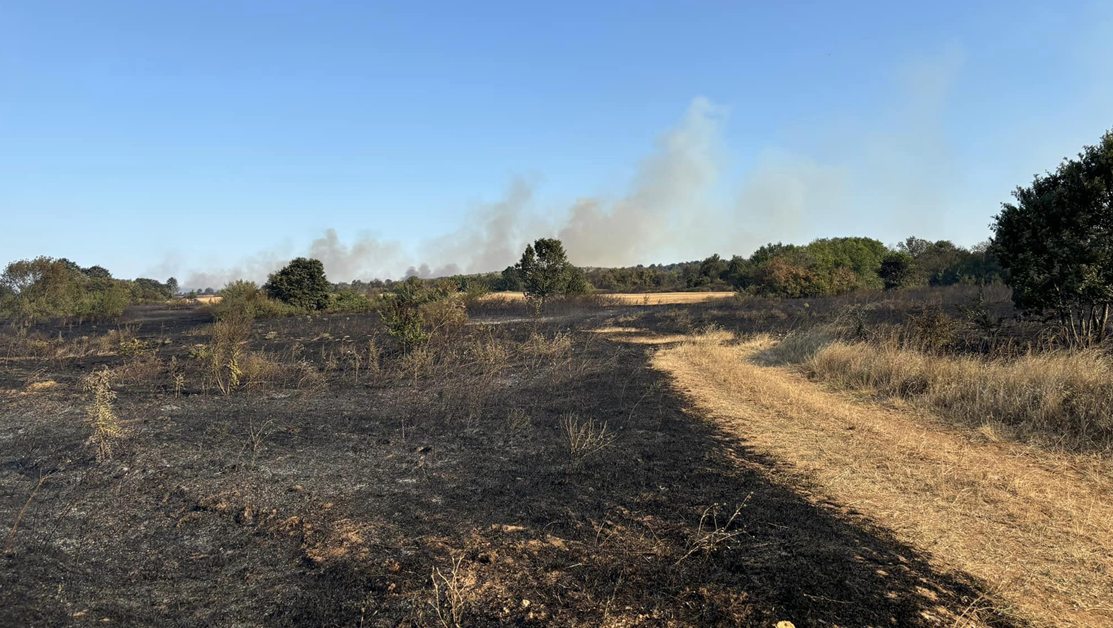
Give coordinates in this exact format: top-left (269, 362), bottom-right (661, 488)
top-left (186, 292), bottom-right (737, 307)
top-left (483, 291), bottom-right (737, 305)
top-left (188, 295), bottom-right (222, 304)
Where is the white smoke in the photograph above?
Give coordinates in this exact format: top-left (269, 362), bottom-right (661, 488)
top-left (306, 229), bottom-right (405, 281)
top-left (557, 97), bottom-right (727, 266)
top-left (175, 48), bottom-right (972, 289)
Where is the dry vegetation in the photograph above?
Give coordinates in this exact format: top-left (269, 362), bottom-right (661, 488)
top-left (1, 289), bottom-right (1111, 627)
top-left (479, 291), bottom-right (737, 306)
top-left (654, 328), bottom-right (1113, 627)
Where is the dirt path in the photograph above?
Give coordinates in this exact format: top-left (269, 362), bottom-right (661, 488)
top-left (642, 329), bottom-right (1113, 628)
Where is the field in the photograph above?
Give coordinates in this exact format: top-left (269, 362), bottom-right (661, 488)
top-left (480, 291), bottom-right (739, 305)
top-left (187, 292), bottom-right (737, 308)
top-left (2, 288), bottom-right (1111, 627)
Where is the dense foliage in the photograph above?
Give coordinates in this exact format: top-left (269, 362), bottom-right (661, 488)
top-left (264, 257), bottom-right (331, 310)
top-left (515, 238), bottom-right (587, 309)
top-left (994, 129), bottom-right (1113, 344)
top-left (573, 236), bottom-right (1000, 297)
top-left (0, 257), bottom-right (175, 325)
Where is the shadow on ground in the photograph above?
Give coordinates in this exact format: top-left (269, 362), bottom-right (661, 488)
top-left (0, 307), bottom-right (1019, 627)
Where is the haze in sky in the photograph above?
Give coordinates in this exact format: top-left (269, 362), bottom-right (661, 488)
top-left (1, 1), bottom-right (1110, 287)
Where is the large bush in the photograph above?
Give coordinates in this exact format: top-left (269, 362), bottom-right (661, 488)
top-left (264, 258), bottom-right (330, 310)
top-left (213, 280), bottom-right (303, 320)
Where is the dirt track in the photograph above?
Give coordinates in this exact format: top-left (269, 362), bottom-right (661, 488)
top-left (647, 328), bottom-right (1113, 628)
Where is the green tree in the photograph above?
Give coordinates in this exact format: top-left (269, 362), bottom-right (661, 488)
top-left (264, 258), bottom-right (330, 310)
top-left (498, 265), bottom-right (523, 291)
top-left (804, 237), bottom-right (887, 289)
top-left (993, 129), bottom-right (1113, 344)
top-left (515, 238), bottom-right (581, 310)
top-left (132, 278), bottom-right (171, 302)
top-left (82, 265), bottom-right (113, 280)
top-left (878, 251), bottom-right (915, 290)
top-left (686, 254), bottom-right (729, 289)
top-left (0, 257), bottom-right (85, 324)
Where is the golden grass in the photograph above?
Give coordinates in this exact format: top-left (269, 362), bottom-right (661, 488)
top-left (189, 294), bottom-right (222, 304)
top-left (761, 328), bottom-right (1113, 452)
top-left (650, 329), bottom-right (1113, 628)
top-left (481, 291), bottom-right (736, 305)
top-left (809, 341), bottom-right (1113, 450)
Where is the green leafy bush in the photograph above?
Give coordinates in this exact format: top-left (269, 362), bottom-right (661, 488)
top-left (380, 277), bottom-right (464, 351)
top-left (212, 280), bottom-right (304, 320)
top-left (264, 258), bottom-right (330, 310)
top-left (327, 290), bottom-right (378, 313)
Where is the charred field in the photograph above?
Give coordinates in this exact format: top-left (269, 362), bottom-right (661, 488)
top-left (0, 290), bottom-right (1089, 627)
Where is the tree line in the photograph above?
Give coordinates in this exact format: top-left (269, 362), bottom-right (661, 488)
top-left (0, 257), bottom-right (177, 326)
top-left (3, 127), bottom-right (1110, 342)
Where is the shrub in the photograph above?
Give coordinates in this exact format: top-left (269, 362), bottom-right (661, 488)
top-left (420, 294), bottom-right (468, 338)
top-left (380, 277), bottom-right (465, 351)
top-left (327, 290), bottom-right (377, 313)
top-left (879, 251), bottom-right (915, 290)
top-left (207, 315), bottom-right (252, 395)
top-left (264, 257), bottom-right (330, 310)
top-left (212, 280), bottom-right (303, 320)
top-left (560, 414), bottom-right (615, 463)
top-left (83, 367), bottom-right (122, 460)
top-left (77, 281), bottom-right (132, 322)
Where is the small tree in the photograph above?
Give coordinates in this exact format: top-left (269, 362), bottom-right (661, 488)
top-left (514, 238), bottom-right (582, 311)
top-left (993, 129), bottom-right (1113, 344)
top-left (264, 258), bottom-right (330, 310)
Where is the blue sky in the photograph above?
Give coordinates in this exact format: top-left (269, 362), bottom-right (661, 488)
top-left (1, 1), bottom-right (1110, 286)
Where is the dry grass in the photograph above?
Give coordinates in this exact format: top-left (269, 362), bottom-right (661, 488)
top-left (763, 328), bottom-right (1113, 451)
top-left (809, 341), bottom-right (1113, 450)
top-left (189, 294), bottom-right (222, 304)
top-left (651, 329), bottom-right (1113, 627)
top-left (429, 555), bottom-right (469, 628)
top-left (560, 413), bottom-right (616, 463)
top-left (481, 291), bottom-right (736, 305)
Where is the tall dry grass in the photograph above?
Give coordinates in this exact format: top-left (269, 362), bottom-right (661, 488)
top-left (766, 328), bottom-right (1113, 451)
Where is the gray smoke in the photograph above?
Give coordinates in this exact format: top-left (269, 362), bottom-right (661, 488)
top-left (177, 48), bottom-right (970, 289)
top-left (306, 229), bottom-right (405, 281)
top-left (181, 231), bottom-right (404, 290)
top-left (558, 97), bottom-right (726, 266)
top-left (181, 248), bottom-right (290, 291)
top-left (418, 175), bottom-right (547, 274)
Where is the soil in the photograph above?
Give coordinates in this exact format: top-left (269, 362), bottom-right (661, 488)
top-left (0, 300), bottom-right (1027, 627)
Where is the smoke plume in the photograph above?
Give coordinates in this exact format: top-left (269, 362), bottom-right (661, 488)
top-left (175, 48), bottom-right (969, 290)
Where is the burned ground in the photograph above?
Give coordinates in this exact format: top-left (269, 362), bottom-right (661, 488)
top-left (1, 299), bottom-right (1023, 627)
